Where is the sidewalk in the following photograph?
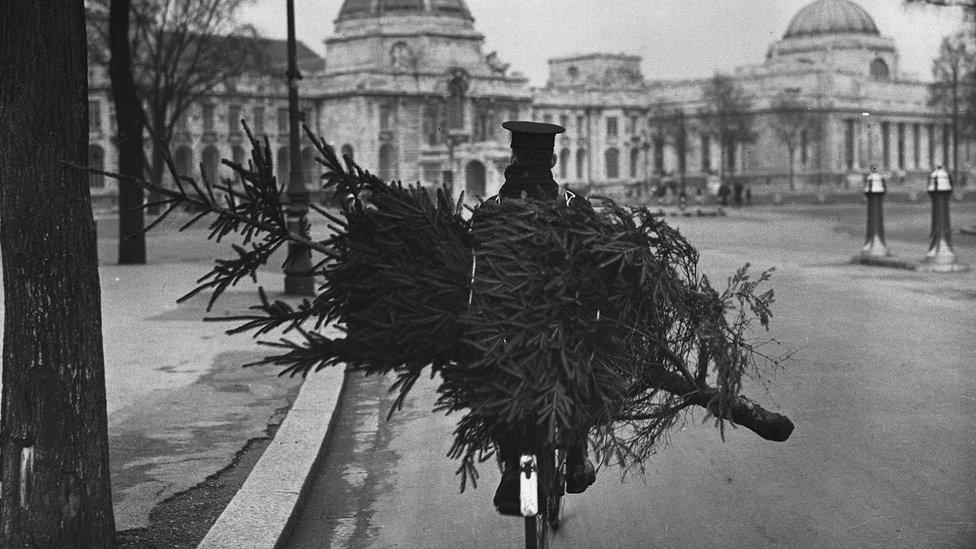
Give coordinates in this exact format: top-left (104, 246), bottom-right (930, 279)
top-left (0, 219), bottom-right (315, 533)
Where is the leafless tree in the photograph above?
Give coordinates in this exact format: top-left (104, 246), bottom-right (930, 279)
top-left (88, 0), bottom-right (263, 212)
top-left (770, 92), bottom-right (815, 191)
top-left (700, 73), bottom-right (756, 182)
top-left (930, 32), bottom-right (974, 184)
top-left (647, 100), bottom-right (687, 179)
top-left (0, 1), bottom-right (116, 544)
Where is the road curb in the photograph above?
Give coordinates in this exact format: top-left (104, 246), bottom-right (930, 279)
top-left (198, 364), bottom-right (349, 549)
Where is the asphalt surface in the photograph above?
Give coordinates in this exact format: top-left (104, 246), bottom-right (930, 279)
top-left (286, 201), bottom-right (976, 548)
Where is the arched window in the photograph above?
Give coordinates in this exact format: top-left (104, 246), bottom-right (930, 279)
top-left (559, 147), bottom-right (570, 179)
top-left (653, 137), bottom-right (665, 173)
top-left (340, 144), bottom-right (354, 161)
top-left (277, 147), bottom-right (290, 186)
top-left (390, 41), bottom-right (413, 71)
top-left (302, 146), bottom-right (316, 189)
top-left (447, 71), bottom-right (468, 130)
top-left (88, 145), bottom-right (105, 188)
top-left (174, 146), bottom-right (194, 185)
top-left (630, 147), bottom-right (640, 178)
top-left (231, 145), bottom-right (246, 167)
top-left (465, 160), bottom-right (486, 199)
top-left (202, 145), bottom-right (220, 185)
top-left (379, 143), bottom-right (397, 181)
top-left (870, 58), bottom-right (889, 80)
top-left (576, 148), bottom-right (586, 180)
top-left (422, 103), bottom-right (441, 146)
top-left (605, 147), bottom-right (619, 179)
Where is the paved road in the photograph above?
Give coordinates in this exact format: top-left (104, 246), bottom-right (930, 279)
top-left (287, 202), bottom-right (976, 548)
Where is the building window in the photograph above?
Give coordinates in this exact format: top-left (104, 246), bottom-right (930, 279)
top-left (606, 117), bottom-right (618, 138)
top-left (88, 145), bottom-right (105, 188)
top-left (654, 137), bottom-right (664, 174)
top-left (176, 110), bottom-right (189, 132)
top-left (605, 147), bottom-right (619, 179)
top-left (913, 123), bottom-right (920, 169)
top-left (943, 124), bottom-right (952, 168)
top-left (232, 145), bottom-right (246, 167)
top-left (278, 107), bottom-right (289, 135)
top-left (203, 104), bottom-right (215, 131)
top-left (897, 123), bottom-right (905, 169)
top-left (277, 147), bottom-right (290, 186)
top-left (881, 122), bottom-right (890, 169)
top-left (845, 119), bottom-right (855, 170)
top-left (423, 103), bottom-right (441, 146)
top-left (576, 115), bottom-right (585, 136)
top-left (447, 73), bottom-right (467, 130)
top-left (174, 146), bottom-right (194, 179)
top-left (378, 103), bottom-right (393, 132)
top-left (253, 106), bottom-right (265, 135)
top-left (701, 134), bottom-right (711, 173)
top-left (89, 100), bottom-right (102, 133)
top-left (390, 41), bottom-right (413, 70)
top-left (228, 105), bottom-right (241, 132)
top-left (870, 58), bottom-right (890, 80)
top-left (379, 143), bottom-right (397, 181)
top-left (559, 114), bottom-right (568, 129)
top-left (628, 115), bottom-right (638, 135)
top-left (629, 147), bottom-right (640, 178)
top-left (542, 114), bottom-right (552, 124)
top-left (474, 106), bottom-right (494, 141)
top-left (559, 147), bottom-right (570, 179)
top-left (800, 130), bottom-right (808, 166)
top-left (202, 145), bottom-right (220, 184)
top-left (576, 148), bottom-right (586, 179)
top-left (567, 66), bottom-right (579, 80)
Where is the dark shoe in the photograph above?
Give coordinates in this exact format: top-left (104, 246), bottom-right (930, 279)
top-left (493, 465), bottom-right (521, 516)
top-left (565, 458), bottom-right (596, 494)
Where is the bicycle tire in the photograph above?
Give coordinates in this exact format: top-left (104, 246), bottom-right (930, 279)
top-left (524, 448), bottom-right (561, 549)
top-left (524, 513), bottom-right (547, 549)
top-left (547, 448), bottom-right (564, 531)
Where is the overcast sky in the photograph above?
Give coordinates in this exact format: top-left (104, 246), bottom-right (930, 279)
top-left (240, 0), bottom-right (966, 84)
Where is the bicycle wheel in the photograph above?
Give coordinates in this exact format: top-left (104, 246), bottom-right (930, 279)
top-left (524, 448), bottom-right (560, 549)
top-left (524, 513), bottom-right (547, 549)
top-left (547, 448), bottom-right (564, 530)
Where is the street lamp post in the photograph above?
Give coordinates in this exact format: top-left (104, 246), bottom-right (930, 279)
top-left (283, 0), bottom-right (314, 295)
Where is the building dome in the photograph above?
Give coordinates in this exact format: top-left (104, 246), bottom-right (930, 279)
top-left (337, 0), bottom-right (472, 21)
top-left (784, 0), bottom-right (879, 38)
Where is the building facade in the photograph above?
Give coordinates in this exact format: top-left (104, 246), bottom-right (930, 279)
top-left (87, 0), bottom-right (970, 208)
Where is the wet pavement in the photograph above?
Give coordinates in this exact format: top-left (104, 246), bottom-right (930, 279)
top-left (286, 201), bottom-right (976, 548)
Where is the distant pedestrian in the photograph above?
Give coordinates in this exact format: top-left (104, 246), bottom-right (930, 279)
top-left (733, 181), bottom-right (743, 206)
top-left (745, 186), bottom-right (752, 205)
top-left (718, 182), bottom-right (730, 206)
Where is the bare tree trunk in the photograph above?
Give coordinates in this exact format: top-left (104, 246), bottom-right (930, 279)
top-left (147, 112), bottom-right (167, 215)
top-left (110, 0), bottom-right (147, 264)
top-left (788, 143), bottom-right (796, 191)
top-left (0, 2), bottom-right (117, 545)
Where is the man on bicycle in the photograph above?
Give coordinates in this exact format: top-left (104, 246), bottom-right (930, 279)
top-left (485, 121), bottom-right (598, 516)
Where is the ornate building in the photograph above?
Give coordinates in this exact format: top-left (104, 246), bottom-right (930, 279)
top-left (87, 0), bottom-right (967, 208)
